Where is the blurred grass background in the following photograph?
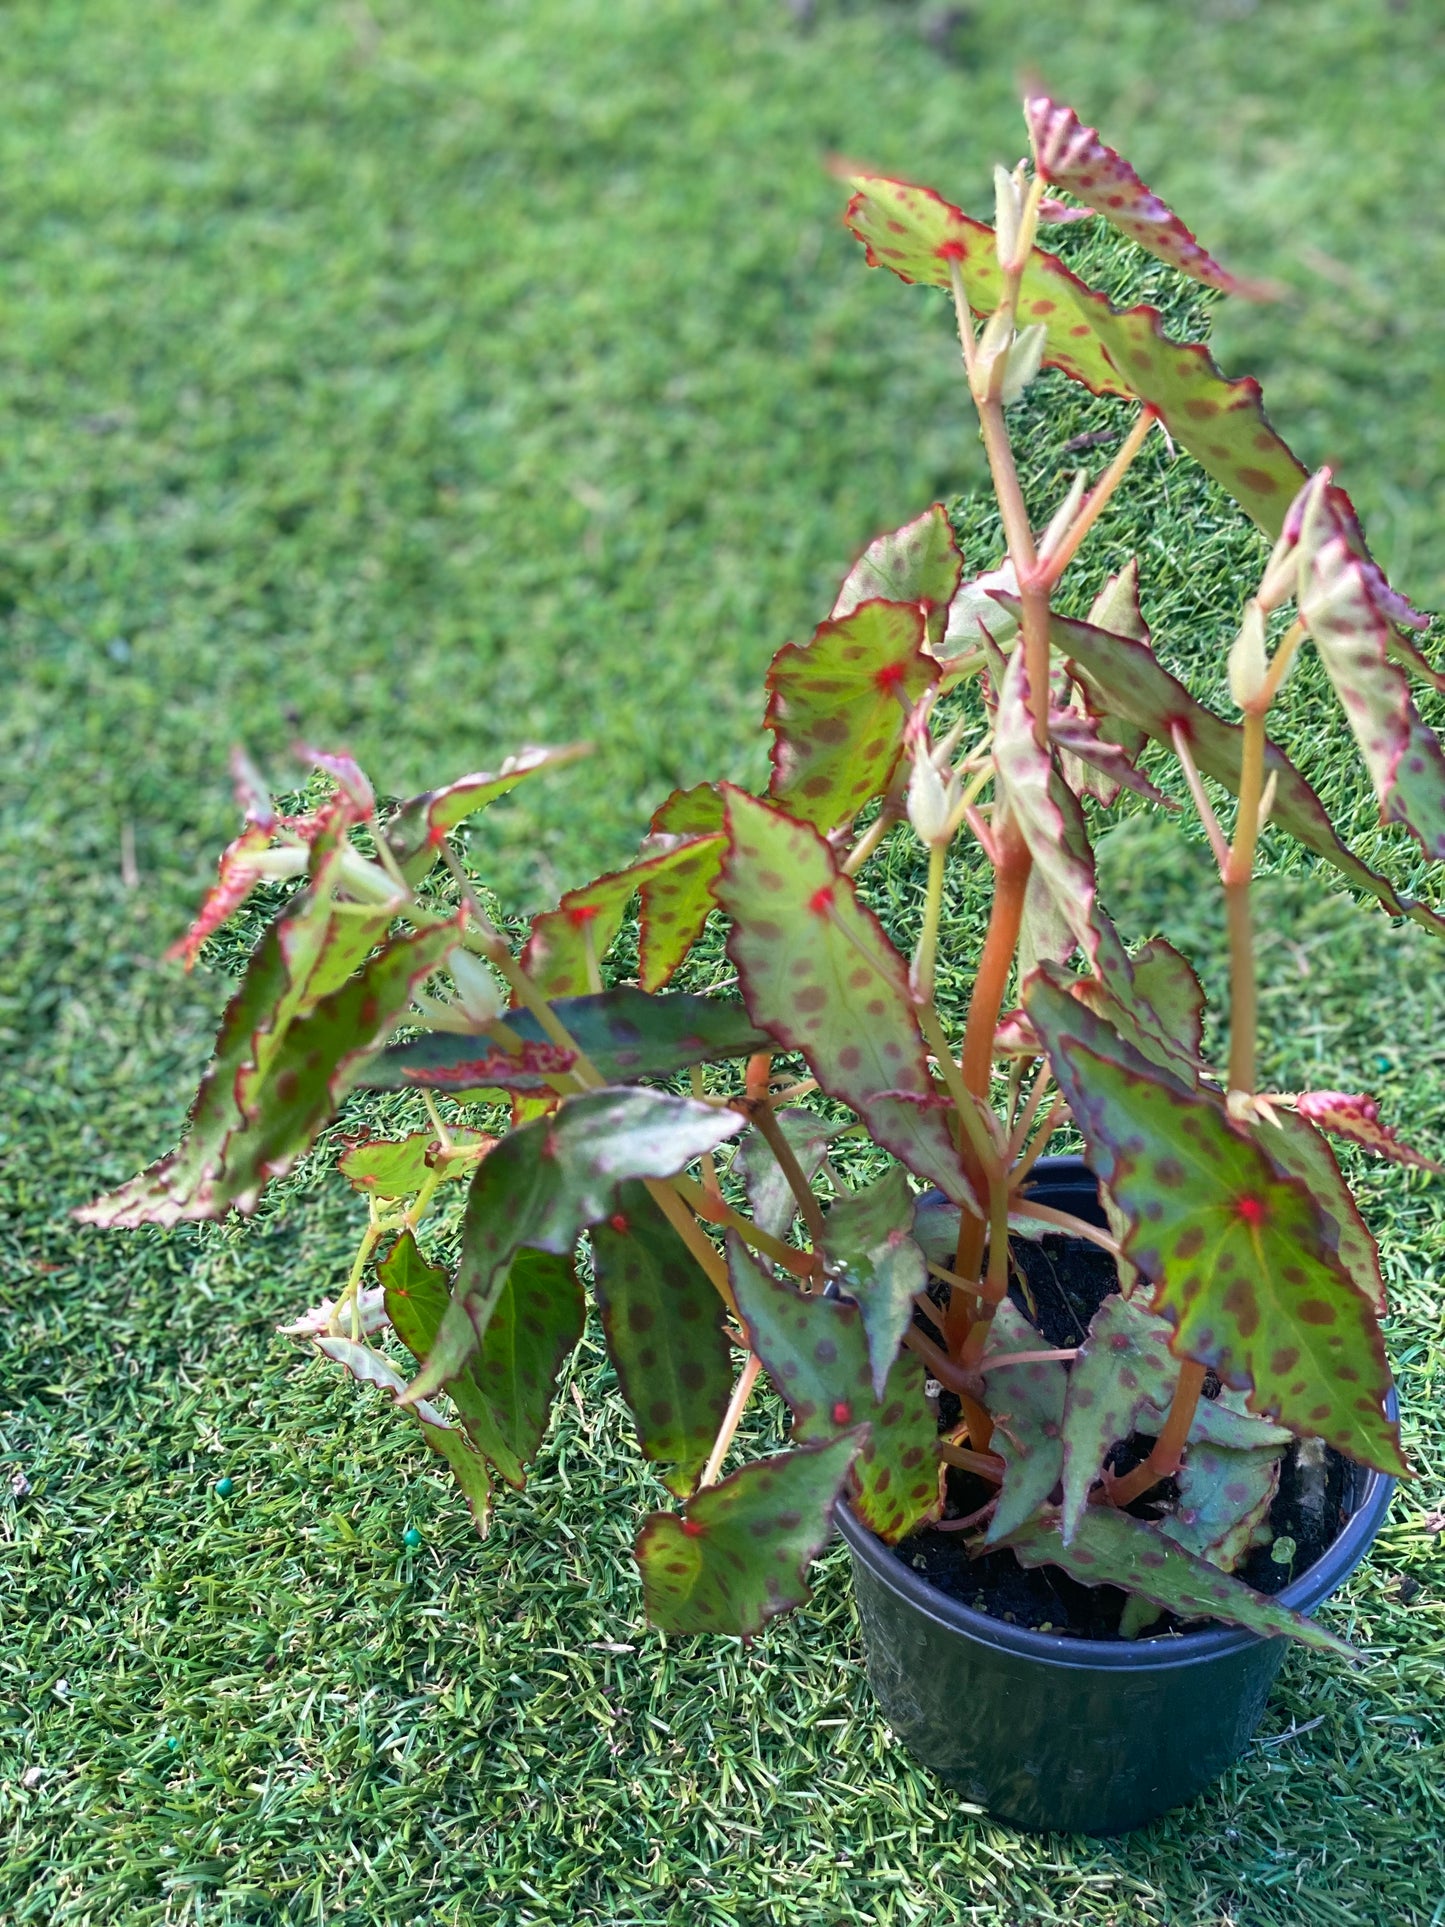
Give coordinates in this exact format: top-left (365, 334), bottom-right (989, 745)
top-left (3, 1), bottom-right (1443, 1922)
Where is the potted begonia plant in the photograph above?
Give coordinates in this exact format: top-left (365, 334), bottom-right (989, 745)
top-left (81, 95), bottom-right (1440, 1833)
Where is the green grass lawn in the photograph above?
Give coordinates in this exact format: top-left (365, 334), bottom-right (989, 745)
top-left (3, 1), bottom-right (1444, 1921)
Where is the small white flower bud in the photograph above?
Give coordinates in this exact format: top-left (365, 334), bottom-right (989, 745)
top-left (1000, 323), bottom-right (1048, 405)
top-left (906, 748), bottom-right (953, 848)
top-left (447, 947), bottom-right (506, 1026)
top-left (1227, 602), bottom-right (1271, 712)
top-left (993, 163), bottom-right (1024, 267)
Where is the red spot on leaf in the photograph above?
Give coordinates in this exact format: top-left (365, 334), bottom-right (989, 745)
top-left (609, 1213), bottom-right (629, 1234)
top-left (1235, 1195), bottom-right (1265, 1227)
top-left (831, 1401), bottom-right (853, 1425)
top-left (680, 1518), bottom-right (704, 1538)
top-left (808, 885), bottom-right (834, 917)
top-left (873, 659), bottom-right (907, 693)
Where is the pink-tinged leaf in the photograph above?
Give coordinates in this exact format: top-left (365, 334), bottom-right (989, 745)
top-left (994, 1008), bottom-right (1041, 1059)
top-left (821, 1165), bottom-right (927, 1398)
top-left (1064, 958), bottom-right (1208, 1087)
top-left (385, 744), bottom-right (592, 884)
top-left (1298, 528), bottom-right (1445, 864)
top-left (715, 787), bottom-right (977, 1210)
top-left (1023, 599), bottom-right (1445, 939)
top-left (295, 745), bottom-right (376, 818)
top-left (1059, 1291), bottom-right (1180, 1541)
top-left (766, 600), bottom-right (938, 832)
top-left (843, 173), bottom-right (1308, 535)
top-left (338, 1127), bottom-right (493, 1198)
top-left (982, 1299), bottom-right (1068, 1543)
top-left (166, 825), bottom-right (273, 967)
top-left (229, 746), bottom-right (276, 832)
top-left (1002, 1505), bottom-right (1354, 1655)
top-left (383, 1230), bottom-right (583, 1490)
top-left (636, 1430), bottom-right (864, 1639)
top-left (1260, 1107), bottom-right (1387, 1314)
top-left (1038, 196), bottom-right (1094, 226)
top-left (1295, 1091), bottom-right (1444, 1178)
top-left (1049, 703), bottom-right (1174, 811)
top-left (391, 1038), bottom-right (576, 1093)
top-left (1163, 1440), bottom-right (1281, 1573)
top-left (312, 1331), bottom-right (493, 1534)
top-left (1025, 96), bottom-right (1278, 300)
top-left (591, 1182), bottom-right (734, 1498)
top-left (521, 839), bottom-right (724, 1001)
top-left (729, 1238), bottom-right (941, 1542)
top-left (993, 645), bottom-right (1130, 980)
top-left (832, 504), bottom-right (964, 650)
top-left (1028, 979), bottom-right (1405, 1475)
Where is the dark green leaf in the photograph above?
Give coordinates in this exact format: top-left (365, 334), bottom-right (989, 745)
top-left (733, 1108), bottom-right (839, 1240)
top-left (1163, 1441), bottom-right (1281, 1572)
top-left (981, 1300), bottom-right (1067, 1543)
top-left (822, 1167), bottom-right (927, 1398)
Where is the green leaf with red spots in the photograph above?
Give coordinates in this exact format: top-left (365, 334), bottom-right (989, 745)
top-left (591, 1182), bottom-right (734, 1499)
top-left (821, 1166), bottom-right (928, 1398)
top-left (832, 504), bottom-right (964, 650)
top-left (1023, 600), bottom-right (1445, 939)
top-left (728, 1237), bottom-right (940, 1542)
top-left (1002, 1505), bottom-right (1353, 1655)
top-left (338, 1127), bottom-right (493, 1198)
top-left (385, 744), bottom-right (592, 884)
top-left (765, 601), bottom-right (939, 832)
top-left (1059, 1291), bottom-right (1182, 1541)
top-left (1025, 96), bottom-right (1278, 300)
top-left (312, 1331), bottom-right (493, 1534)
top-left (715, 787), bottom-right (977, 1211)
top-left (1295, 1091), bottom-right (1444, 1178)
top-left (1163, 1440), bottom-right (1281, 1573)
top-left (1027, 979), bottom-right (1405, 1475)
top-left (635, 1430), bottom-right (864, 1639)
top-left (382, 1229), bottom-right (584, 1489)
top-left (981, 1299), bottom-right (1068, 1543)
top-left (1261, 1107), bottom-right (1387, 1313)
top-left (404, 1088), bottom-right (744, 1403)
top-left (1064, 948), bottom-right (1208, 1086)
top-left (734, 1108), bottom-right (840, 1241)
top-left (521, 839), bottom-right (727, 1001)
top-left (843, 173), bottom-right (1307, 536)
top-left (358, 988), bottom-right (771, 1093)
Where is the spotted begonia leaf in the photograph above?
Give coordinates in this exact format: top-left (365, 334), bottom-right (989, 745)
top-left (1164, 1441), bottom-right (1281, 1572)
top-left (521, 838), bottom-right (727, 1001)
top-left (1022, 601), bottom-right (1445, 939)
top-left (81, 920), bottom-right (457, 1227)
top-left (843, 173), bottom-right (1306, 536)
top-left (981, 1299), bottom-right (1068, 1544)
top-left (1028, 980), bottom-right (1405, 1474)
top-left (729, 1239), bottom-right (941, 1543)
top-left (385, 744), bottom-right (591, 884)
top-left (167, 825), bottom-right (273, 967)
top-left (591, 1183), bottom-right (734, 1499)
top-left (1298, 528), bottom-right (1445, 864)
top-left (1002, 1506), bottom-right (1352, 1654)
top-left (716, 787), bottom-right (976, 1210)
top-left (1295, 1091), bottom-right (1444, 1177)
top-left (821, 1166), bottom-right (928, 1398)
top-left (1261, 1107), bottom-right (1387, 1313)
top-left (992, 645), bottom-right (1129, 980)
top-left (359, 988), bottom-right (771, 1093)
top-left (404, 1088), bottom-right (744, 1403)
top-left (766, 600), bottom-right (938, 832)
top-left (1061, 953), bottom-right (1207, 1087)
top-left (1025, 96), bottom-right (1277, 300)
top-left (382, 1230), bottom-right (583, 1489)
top-left (338, 1127), bottom-right (493, 1198)
top-left (831, 504), bottom-right (964, 650)
top-left (636, 1429), bottom-right (864, 1639)
top-left (312, 1332), bottom-right (493, 1534)
top-left (1060, 1290), bottom-right (1181, 1541)
top-left (733, 1108), bottom-right (840, 1241)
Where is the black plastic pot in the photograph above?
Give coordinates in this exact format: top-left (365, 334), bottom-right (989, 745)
top-left (837, 1156), bottom-right (1397, 1834)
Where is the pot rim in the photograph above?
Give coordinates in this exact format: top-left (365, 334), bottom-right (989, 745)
top-left (842, 1153), bottom-right (1399, 1673)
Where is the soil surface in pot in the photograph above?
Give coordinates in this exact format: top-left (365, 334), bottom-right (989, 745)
top-left (901, 1232), bottom-right (1353, 1642)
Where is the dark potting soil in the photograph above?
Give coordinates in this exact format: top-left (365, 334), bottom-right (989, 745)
top-left (901, 1232), bottom-right (1356, 1641)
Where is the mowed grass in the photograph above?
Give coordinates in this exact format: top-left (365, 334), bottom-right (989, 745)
top-left (3, 1), bottom-right (1444, 1922)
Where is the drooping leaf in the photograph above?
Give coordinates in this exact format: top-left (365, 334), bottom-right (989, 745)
top-left (521, 839), bottom-right (726, 1001)
top-left (843, 172), bottom-right (1306, 535)
top-left (312, 1333), bottom-right (493, 1534)
top-left (1130, 939), bottom-right (1207, 1064)
top-left (338, 1127), bottom-right (493, 1198)
top-left (831, 504), bottom-right (964, 650)
top-left (1262, 1107), bottom-right (1388, 1313)
top-left (590, 1182), bottom-right (734, 1498)
top-left (981, 1299), bottom-right (1068, 1543)
top-left (1059, 1290), bottom-right (1181, 1541)
top-left (166, 825), bottom-right (273, 967)
top-left (1002, 1505), bottom-right (1353, 1655)
top-left (635, 1430), bottom-right (864, 1639)
top-left (405, 1089), bottom-right (744, 1401)
top-left (1025, 95), bottom-right (1278, 299)
top-left (382, 1231), bottom-right (584, 1489)
top-left (385, 744), bottom-right (592, 884)
top-left (358, 988), bottom-right (771, 1092)
top-left (1162, 1440), bottom-right (1281, 1572)
top-left (1065, 953), bottom-right (1207, 1085)
top-left (733, 1108), bottom-right (840, 1241)
top-left (1026, 601), bottom-right (1445, 938)
top-left (821, 1166), bottom-right (928, 1398)
top-left (765, 600), bottom-right (938, 831)
top-left (1027, 980), bottom-right (1405, 1474)
top-left (716, 787), bottom-right (977, 1210)
top-left (1295, 1090), bottom-right (1444, 1177)
top-left (729, 1238), bottom-right (941, 1542)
